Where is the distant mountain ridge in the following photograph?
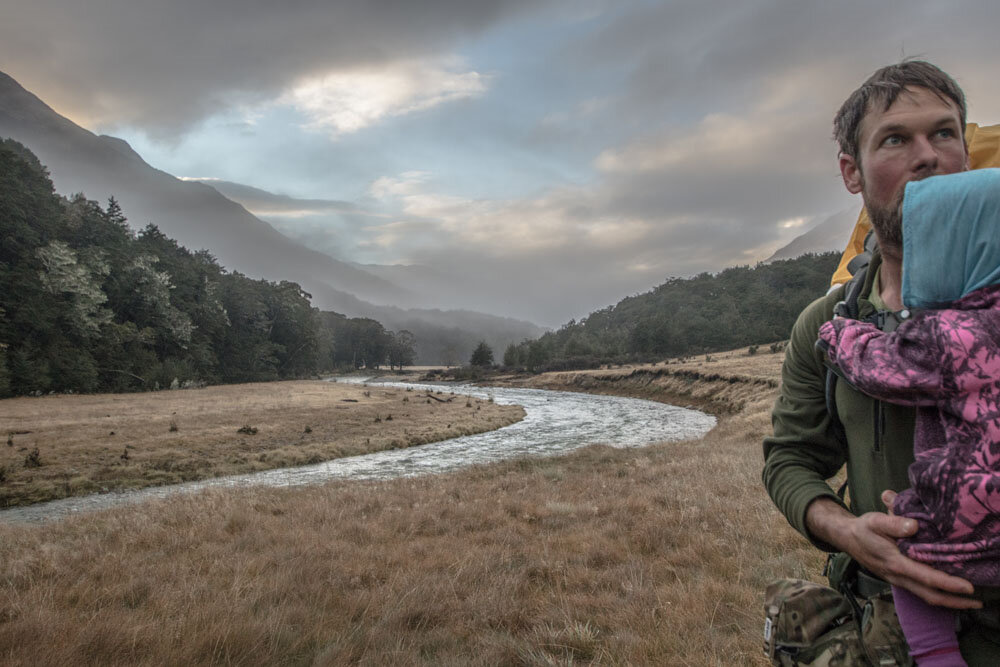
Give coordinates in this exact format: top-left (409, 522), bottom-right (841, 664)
top-left (202, 178), bottom-right (556, 323)
top-left (0, 70), bottom-right (545, 361)
top-left (0, 70), bottom-right (410, 309)
top-left (765, 207), bottom-right (858, 263)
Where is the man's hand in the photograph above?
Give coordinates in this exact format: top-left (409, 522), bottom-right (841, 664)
top-left (806, 495), bottom-right (981, 610)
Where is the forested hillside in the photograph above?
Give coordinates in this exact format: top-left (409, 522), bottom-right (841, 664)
top-left (0, 139), bottom-right (414, 397)
top-left (503, 252), bottom-right (841, 370)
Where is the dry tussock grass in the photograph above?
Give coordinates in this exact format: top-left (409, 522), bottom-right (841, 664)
top-left (512, 347), bottom-right (785, 416)
top-left (0, 381), bottom-right (523, 507)
top-left (0, 349), bottom-right (829, 665)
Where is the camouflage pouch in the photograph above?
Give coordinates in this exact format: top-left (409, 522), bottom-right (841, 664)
top-left (763, 578), bottom-right (866, 666)
top-left (859, 589), bottom-right (912, 667)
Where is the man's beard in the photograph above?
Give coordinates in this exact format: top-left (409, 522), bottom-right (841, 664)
top-left (864, 186), bottom-right (905, 253)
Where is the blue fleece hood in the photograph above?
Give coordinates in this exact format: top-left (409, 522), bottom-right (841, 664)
top-left (901, 168), bottom-right (1000, 309)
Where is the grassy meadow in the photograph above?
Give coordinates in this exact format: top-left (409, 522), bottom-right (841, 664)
top-left (0, 380), bottom-right (523, 507)
top-left (0, 349), bottom-right (830, 665)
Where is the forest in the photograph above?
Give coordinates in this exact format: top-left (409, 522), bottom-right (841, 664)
top-left (0, 139), bottom-right (415, 397)
top-left (501, 251), bottom-right (841, 371)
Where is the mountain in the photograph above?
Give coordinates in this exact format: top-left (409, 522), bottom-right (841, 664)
top-left (201, 179), bottom-right (558, 325)
top-left (0, 71), bottom-right (544, 361)
top-left (189, 179), bottom-right (359, 219)
top-left (765, 207), bottom-right (858, 262)
top-left (0, 70), bottom-right (409, 309)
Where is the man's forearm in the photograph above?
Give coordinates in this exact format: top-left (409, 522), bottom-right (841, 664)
top-left (804, 497), bottom-right (857, 553)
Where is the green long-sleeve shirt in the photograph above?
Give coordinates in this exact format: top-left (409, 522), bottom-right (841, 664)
top-left (762, 252), bottom-right (915, 550)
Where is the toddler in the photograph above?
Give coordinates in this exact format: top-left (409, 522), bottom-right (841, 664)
top-left (819, 168), bottom-right (1000, 666)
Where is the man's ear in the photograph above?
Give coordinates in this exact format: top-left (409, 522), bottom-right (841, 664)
top-left (839, 153), bottom-right (863, 194)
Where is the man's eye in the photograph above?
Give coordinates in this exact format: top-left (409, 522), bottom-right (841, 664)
top-left (882, 135), bottom-right (903, 146)
top-left (935, 128), bottom-right (956, 139)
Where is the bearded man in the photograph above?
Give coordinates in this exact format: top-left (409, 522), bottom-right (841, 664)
top-left (763, 60), bottom-right (1000, 664)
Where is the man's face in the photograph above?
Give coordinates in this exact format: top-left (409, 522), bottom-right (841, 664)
top-left (839, 86), bottom-right (969, 249)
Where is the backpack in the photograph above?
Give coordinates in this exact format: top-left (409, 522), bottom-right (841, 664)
top-left (823, 231), bottom-right (914, 446)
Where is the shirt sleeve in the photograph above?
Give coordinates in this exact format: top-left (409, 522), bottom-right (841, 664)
top-left (762, 294), bottom-right (850, 551)
top-left (818, 315), bottom-right (946, 407)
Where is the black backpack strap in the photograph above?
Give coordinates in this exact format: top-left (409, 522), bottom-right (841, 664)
top-left (824, 259), bottom-right (870, 445)
top-left (824, 356), bottom-right (848, 445)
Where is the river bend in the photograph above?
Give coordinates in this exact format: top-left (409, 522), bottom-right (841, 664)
top-left (0, 379), bottom-right (715, 522)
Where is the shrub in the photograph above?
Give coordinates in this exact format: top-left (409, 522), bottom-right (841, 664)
top-left (24, 447), bottom-right (42, 468)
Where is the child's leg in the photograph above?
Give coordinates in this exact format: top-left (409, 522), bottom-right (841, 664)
top-left (892, 585), bottom-right (966, 667)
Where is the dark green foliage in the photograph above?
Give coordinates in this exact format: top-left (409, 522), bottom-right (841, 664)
top-left (387, 330), bottom-right (416, 370)
top-left (318, 313), bottom-right (410, 370)
top-left (0, 140), bottom-right (411, 395)
top-left (0, 347), bottom-right (9, 397)
top-left (509, 253), bottom-right (841, 371)
top-left (502, 343), bottom-right (519, 368)
top-left (469, 341), bottom-right (494, 367)
top-left (9, 343), bottom-right (51, 394)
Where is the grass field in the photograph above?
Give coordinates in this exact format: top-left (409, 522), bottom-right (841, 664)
top-left (0, 349), bottom-right (830, 665)
top-left (0, 379), bottom-right (523, 507)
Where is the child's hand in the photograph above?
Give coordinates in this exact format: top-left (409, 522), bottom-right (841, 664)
top-left (882, 489), bottom-right (897, 516)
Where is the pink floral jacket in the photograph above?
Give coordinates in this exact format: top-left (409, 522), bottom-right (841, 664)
top-left (819, 285), bottom-right (1000, 585)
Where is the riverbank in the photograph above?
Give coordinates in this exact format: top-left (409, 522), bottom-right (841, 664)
top-left (0, 347), bottom-right (824, 665)
top-left (0, 380), bottom-right (524, 507)
top-left (491, 350), bottom-right (782, 416)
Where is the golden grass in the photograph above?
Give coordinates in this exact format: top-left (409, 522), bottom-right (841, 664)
top-left (0, 380), bottom-right (524, 507)
top-left (0, 348), bottom-right (830, 665)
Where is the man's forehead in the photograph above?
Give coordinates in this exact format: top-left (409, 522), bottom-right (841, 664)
top-left (858, 86), bottom-right (962, 142)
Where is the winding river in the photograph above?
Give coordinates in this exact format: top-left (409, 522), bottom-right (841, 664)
top-left (0, 379), bottom-right (715, 523)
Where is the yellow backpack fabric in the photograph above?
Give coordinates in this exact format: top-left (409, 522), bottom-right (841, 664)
top-left (830, 123), bottom-right (1000, 286)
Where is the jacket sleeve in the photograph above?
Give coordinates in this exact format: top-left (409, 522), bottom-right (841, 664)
top-left (762, 294), bottom-right (850, 551)
top-left (818, 315), bottom-right (946, 407)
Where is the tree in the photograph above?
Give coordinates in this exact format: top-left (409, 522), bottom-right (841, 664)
top-left (388, 330), bottom-right (417, 370)
top-left (0, 345), bottom-right (9, 397)
top-left (470, 341), bottom-right (494, 367)
top-left (441, 343), bottom-right (459, 368)
top-left (503, 343), bottom-right (520, 368)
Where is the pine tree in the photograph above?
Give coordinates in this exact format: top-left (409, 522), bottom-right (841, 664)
top-left (470, 341), bottom-right (494, 367)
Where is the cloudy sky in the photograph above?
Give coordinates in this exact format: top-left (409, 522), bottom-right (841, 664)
top-left (4, 0), bottom-right (1000, 326)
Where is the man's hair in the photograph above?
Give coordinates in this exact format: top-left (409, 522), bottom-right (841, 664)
top-left (833, 60), bottom-right (967, 162)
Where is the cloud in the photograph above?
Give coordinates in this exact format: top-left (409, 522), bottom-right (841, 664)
top-left (360, 169), bottom-right (788, 317)
top-left (0, 0), bottom-right (552, 134)
top-left (285, 60), bottom-right (489, 136)
top-left (596, 112), bottom-right (769, 173)
top-left (369, 174), bottom-right (594, 255)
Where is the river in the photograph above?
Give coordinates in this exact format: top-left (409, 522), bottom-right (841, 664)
top-left (0, 379), bottom-right (715, 523)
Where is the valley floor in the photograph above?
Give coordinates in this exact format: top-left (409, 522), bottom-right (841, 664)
top-left (0, 379), bottom-right (522, 507)
top-left (0, 348), bottom-right (830, 665)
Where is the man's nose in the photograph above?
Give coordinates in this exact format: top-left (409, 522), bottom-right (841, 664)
top-left (910, 134), bottom-right (939, 174)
